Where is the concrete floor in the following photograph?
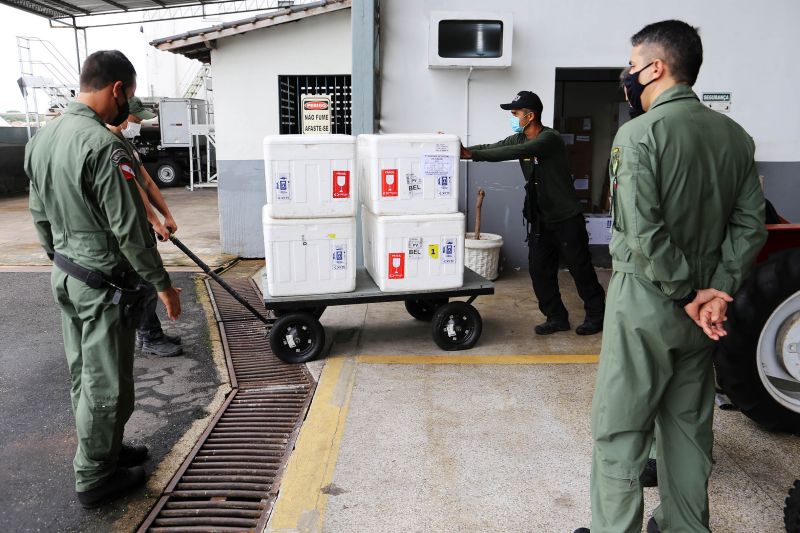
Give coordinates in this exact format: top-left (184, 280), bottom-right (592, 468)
top-left (0, 188), bottom-right (234, 268)
top-left (268, 270), bottom-right (800, 533)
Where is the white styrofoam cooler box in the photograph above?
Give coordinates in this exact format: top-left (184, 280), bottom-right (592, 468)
top-left (263, 134), bottom-right (356, 218)
top-left (263, 210), bottom-right (356, 296)
top-left (362, 209), bottom-right (465, 292)
top-left (585, 214), bottom-right (612, 245)
top-left (357, 133), bottom-right (460, 215)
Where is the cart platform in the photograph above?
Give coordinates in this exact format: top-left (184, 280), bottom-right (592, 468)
top-left (264, 267), bottom-right (495, 363)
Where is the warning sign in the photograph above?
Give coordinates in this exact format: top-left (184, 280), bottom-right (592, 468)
top-left (388, 252), bottom-right (405, 279)
top-left (332, 170), bottom-right (350, 198)
top-left (301, 94), bottom-right (332, 134)
top-left (275, 173), bottom-right (291, 201)
top-left (441, 238), bottom-right (456, 264)
top-left (332, 245), bottom-right (347, 271)
top-left (382, 169), bottom-right (399, 197)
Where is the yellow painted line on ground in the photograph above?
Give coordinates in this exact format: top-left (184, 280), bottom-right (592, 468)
top-left (356, 354), bottom-right (599, 365)
top-left (268, 356), bottom-right (356, 532)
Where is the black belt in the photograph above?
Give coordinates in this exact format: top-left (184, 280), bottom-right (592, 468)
top-left (53, 252), bottom-right (139, 305)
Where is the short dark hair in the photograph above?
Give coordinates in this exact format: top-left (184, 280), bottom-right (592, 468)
top-left (631, 20), bottom-right (703, 85)
top-left (79, 50), bottom-right (136, 92)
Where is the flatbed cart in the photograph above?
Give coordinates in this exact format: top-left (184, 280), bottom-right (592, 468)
top-left (264, 267), bottom-right (495, 364)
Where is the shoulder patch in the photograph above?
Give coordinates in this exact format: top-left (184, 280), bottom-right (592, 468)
top-left (110, 148), bottom-right (129, 166)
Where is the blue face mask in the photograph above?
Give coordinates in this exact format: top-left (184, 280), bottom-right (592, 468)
top-left (510, 113), bottom-right (531, 133)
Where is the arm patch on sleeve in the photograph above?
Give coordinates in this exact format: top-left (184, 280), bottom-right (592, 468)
top-left (111, 148), bottom-right (136, 181)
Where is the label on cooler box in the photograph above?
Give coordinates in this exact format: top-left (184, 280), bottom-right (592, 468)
top-left (406, 173), bottom-right (423, 197)
top-left (275, 173), bottom-right (291, 201)
top-left (332, 244), bottom-right (347, 271)
top-left (388, 252), bottom-right (405, 279)
top-left (434, 143), bottom-right (450, 153)
top-left (436, 175), bottom-right (452, 198)
top-left (422, 154), bottom-right (454, 177)
top-left (381, 169), bottom-right (399, 197)
top-left (332, 170), bottom-right (350, 199)
top-left (428, 244), bottom-right (439, 259)
top-left (441, 238), bottom-right (456, 264)
top-left (408, 238), bottom-right (423, 260)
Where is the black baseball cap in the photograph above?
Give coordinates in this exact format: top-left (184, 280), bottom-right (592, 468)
top-left (500, 91), bottom-right (544, 114)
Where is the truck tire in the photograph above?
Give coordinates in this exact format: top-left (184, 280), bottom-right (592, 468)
top-left (713, 247), bottom-right (800, 432)
top-left (154, 159), bottom-right (181, 187)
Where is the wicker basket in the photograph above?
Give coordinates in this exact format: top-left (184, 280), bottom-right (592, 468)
top-left (465, 232), bottom-right (503, 280)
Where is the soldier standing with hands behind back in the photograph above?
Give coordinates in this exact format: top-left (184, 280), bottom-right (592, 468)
top-left (26, 50), bottom-right (182, 508)
top-left (576, 20), bottom-right (767, 533)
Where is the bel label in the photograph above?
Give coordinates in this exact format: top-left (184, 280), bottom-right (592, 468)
top-left (408, 237), bottom-right (423, 260)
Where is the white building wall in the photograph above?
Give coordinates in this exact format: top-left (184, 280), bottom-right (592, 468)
top-left (379, 0), bottom-right (800, 267)
top-left (211, 9), bottom-right (352, 257)
top-left (379, 0), bottom-right (798, 162)
top-left (212, 9), bottom-right (352, 161)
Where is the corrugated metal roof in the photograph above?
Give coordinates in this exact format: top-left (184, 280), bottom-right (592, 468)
top-left (149, 0), bottom-right (349, 63)
top-left (0, 0), bottom-right (224, 20)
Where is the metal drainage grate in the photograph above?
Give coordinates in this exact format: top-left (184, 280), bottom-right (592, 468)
top-left (206, 278), bottom-right (269, 323)
top-left (138, 263), bottom-right (315, 532)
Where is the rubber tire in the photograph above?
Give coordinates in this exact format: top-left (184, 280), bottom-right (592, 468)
top-left (153, 160), bottom-right (181, 187)
top-left (404, 297), bottom-right (448, 321)
top-left (269, 313), bottom-right (325, 364)
top-left (713, 247), bottom-right (800, 432)
top-left (272, 306), bottom-right (326, 319)
top-left (431, 301), bottom-right (483, 351)
top-left (786, 480), bottom-right (800, 533)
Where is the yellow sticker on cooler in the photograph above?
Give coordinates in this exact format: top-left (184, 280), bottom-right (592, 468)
top-left (428, 244), bottom-right (439, 259)
top-left (327, 233), bottom-right (337, 239)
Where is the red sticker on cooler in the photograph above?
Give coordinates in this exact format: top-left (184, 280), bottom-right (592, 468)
top-left (332, 170), bottom-right (350, 198)
top-left (381, 169), bottom-right (398, 197)
top-left (119, 162), bottom-right (136, 181)
top-left (388, 252), bottom-right (405, 279)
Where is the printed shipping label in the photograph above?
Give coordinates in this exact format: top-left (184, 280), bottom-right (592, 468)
top-left (422, 154), bottom-right (454, 177)
top-left (332, 244), bottom-right (347, 271)
top-left (434, 143), bottom-right (450, 153)
top-left (406, 173), bottom-right (423, 197)
top-left (408, 237), bottom-right (423, 260)
top-left (388, 252), bottom-right (405, 279)
top-left (441, 238), bottom-right (456, 264)
top-left (436, 175), bottom-right (452, 198)
top-left (275, 173), bottom-right (291, 201)
top-left (381, 169), bottom-right (399, 197)
top-left (332, 170), bottom-right (350, 199)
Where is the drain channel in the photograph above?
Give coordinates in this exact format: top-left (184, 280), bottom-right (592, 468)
top-left (138, 263), bottom-right (315, 532)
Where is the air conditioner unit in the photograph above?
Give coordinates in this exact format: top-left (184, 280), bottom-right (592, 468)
top-left (428, 11), bottom-right (513, 69)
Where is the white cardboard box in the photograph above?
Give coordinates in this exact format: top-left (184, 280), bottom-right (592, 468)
top-left (585, 214), bottom-right (612, 245)
top-left (263, 211), bottom-right (356, 296)
top-left (357, 133), bottom-right (460, 215)
top-left (263, 134), bottom-right (356, 218)
top-left (362, 208), bottom-right (465, 292)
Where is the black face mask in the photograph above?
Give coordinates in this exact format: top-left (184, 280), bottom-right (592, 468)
top-left (109, 86), bottom-right (129, 127)
top-left (623, 62), bottom-right (655, 118)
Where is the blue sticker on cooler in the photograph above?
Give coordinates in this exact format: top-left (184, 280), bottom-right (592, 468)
top-left (332, 244), bottom-right (347, 271)
top-left (276, 173), bottom-right (291, 201)
top-left (441, 237), bottom-right (456, 264)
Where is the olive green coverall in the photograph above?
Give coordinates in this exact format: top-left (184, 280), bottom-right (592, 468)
top-left (25, 102), bottom-right (171, 492)
top-left (590, 85), bottom-right (767, 532)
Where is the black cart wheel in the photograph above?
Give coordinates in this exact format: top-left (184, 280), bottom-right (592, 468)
top-left (154, 159), bottom-right (181, 187)
top-left (404, 297), bottom-right (448, 321)
top-left (431, 301), bottom-right (483, 351)
top-left (270, 313), bottom-right (325, 363)
top-left (786, 480), bottom-right (800, 532)
top-left (272, 306), bottom-right (326, 319)
top-left (713, 248), bottom-right (800, 432)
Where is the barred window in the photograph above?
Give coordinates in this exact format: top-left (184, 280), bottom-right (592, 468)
top-left (278, 74), bottom-right (352, 135)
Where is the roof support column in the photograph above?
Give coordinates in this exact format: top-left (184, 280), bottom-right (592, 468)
top-left (351, 0), bottom-right (378, 135)
top-left (72, 17), bottom-right (81, 74)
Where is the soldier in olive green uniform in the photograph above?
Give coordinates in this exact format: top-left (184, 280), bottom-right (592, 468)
top-left (462, 91), bottom-right (606, 336)
top-left (578, 21), bottom-right (767, 533)
top-left (25, 51), bottom-right (182, 508)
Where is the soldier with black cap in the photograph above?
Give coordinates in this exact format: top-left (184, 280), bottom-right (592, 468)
top-left (461, 91), bottom-right (606, 336)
